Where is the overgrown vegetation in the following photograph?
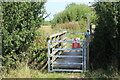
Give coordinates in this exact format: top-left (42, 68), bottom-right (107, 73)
top-left (85, 69), bottom-right (119, 78)
top-left (90, 2), bottom-right (120, 75)
top-left (2, 2), bottom-right (47, 74)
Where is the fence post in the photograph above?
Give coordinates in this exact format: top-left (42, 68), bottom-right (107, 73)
top-left (86, 35), bottom-right (91, 70)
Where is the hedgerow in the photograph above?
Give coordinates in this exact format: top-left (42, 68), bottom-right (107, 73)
top-left (90, 2), bottom-right (120, 72)
top-left (2, 2), bottom-right (46, 70)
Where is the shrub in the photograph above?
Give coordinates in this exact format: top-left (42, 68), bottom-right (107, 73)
top-left (90, 2), bottom-right (120, 71)
top-left (2, 2), bottom-right (46, 70)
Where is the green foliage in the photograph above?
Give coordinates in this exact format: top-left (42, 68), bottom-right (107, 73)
top-left (90, 2), bottom-right (120, 71)
top-left (66, 3), bottom-right (77, 8)
top-left (52, 3), bottom-right (96, 26)
top-left (2, 2), bottom-right (46, 69)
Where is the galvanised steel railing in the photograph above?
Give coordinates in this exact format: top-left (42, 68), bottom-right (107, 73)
top-left (47, 31), bottom-right (88, 72)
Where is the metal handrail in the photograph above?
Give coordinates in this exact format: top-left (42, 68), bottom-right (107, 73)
top-left (47, 32), bottom-right (87, 72)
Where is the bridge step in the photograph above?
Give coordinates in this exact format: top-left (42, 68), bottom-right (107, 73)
top-left (53, 69), bottom-right (83, 72)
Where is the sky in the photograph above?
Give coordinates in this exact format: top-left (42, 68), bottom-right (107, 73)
top-left (45, 0), bottom-right (95, 21)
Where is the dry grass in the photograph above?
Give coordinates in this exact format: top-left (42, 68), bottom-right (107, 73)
top-left (37, 26), bottom-right (53, 34)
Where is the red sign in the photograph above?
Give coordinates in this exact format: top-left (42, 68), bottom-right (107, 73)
top-left (72, 38), bottom-right (80, 48)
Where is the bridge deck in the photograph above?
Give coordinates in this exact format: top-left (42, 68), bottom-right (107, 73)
top-left (53, 50), bottom-right (83, 69)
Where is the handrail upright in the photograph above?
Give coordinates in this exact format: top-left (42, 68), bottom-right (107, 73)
top-left (83, 41), bottom-right (87, 72)
top-left (51, 41), bottom-right (54, 72)
top-left (47, 40), bottom-right (51, 72)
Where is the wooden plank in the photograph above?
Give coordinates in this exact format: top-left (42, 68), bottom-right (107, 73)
top-left (86, 35), bottom-right (91, 70)
top-left (40, 61), bottom-right (48, 71)
top-left (38, 59), bottom-right (47, 70)
top-left (67, 33), bottom-right (85, 35)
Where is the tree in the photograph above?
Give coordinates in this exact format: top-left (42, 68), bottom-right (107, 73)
top-left (52, 3), bottom-right (96, 26)
top-left (66, 3), bottom-right (77, 8)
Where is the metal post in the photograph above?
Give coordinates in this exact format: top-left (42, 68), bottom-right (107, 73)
top-left (52, 41), bottom-right (54, 72)
top-left (47, 40), bottom-right (51, 72)
top-left (83, 42), bottom-right (86, 72)
top-left (82, 48), bottom-right (84, 72)
top-left (90, 24), bottom-right (92, 35)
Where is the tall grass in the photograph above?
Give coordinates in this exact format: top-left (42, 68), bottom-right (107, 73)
top-left (3, 62), bottom-right (119, 78)
top-left (2, 62), bottom-right (85, 78)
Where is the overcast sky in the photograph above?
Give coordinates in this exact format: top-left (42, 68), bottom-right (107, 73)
top-left (45, 0), bottom-right (95, 21)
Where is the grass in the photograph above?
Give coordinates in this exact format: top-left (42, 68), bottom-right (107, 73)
top-left (32, 72), bottom-right (84, 78)
top-left (3, 63), bottom-right (85, 78)
top-left (3, 64), bottom-right (120, 78)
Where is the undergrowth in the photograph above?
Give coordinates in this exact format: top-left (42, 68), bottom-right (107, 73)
top-left (85, 69), bottom-right (119, 78)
